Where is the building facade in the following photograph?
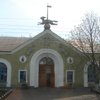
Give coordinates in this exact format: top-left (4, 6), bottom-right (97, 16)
top-left (0, 28), bottom-right (97, 88)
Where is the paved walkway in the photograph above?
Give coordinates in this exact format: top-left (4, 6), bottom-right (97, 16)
top-left (5, 88), bottom-right (100, 100)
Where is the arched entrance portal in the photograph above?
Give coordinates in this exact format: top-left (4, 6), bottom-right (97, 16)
top-left (39, 57), bottom-right (55, 87)
top-left (30, 49), bottom-right (64, 88)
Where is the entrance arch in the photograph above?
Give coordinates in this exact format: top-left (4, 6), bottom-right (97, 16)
top-left (30, 49), bottom-right (64, 87)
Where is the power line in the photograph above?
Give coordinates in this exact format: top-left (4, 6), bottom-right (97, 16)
top-left (0, 18), bottom-right (70, 39)
top-left (0, 24), bottom-right (34, 27)
top-left (0, 27), bottom-right (42, 30)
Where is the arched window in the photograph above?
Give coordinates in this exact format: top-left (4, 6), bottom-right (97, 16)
top-left (88, 64), bottom-right (95, 83)
top-left (39, 57), bottom-right (54, 65)
top-left (0, 62), bottom-right (7, 83)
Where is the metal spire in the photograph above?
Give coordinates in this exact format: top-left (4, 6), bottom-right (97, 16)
top-left (47, 4), bottom-right (52, 20)
top-left (38, 5), bottom-right (58, 30)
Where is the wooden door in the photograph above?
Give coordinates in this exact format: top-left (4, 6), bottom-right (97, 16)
top-left (39, 64), bottom-right (55, 87)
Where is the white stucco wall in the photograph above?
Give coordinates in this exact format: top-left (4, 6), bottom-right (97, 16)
top-left (30, 49), bottom-right (64, 87)
top-left (84, 62), bottom-right (91, 87)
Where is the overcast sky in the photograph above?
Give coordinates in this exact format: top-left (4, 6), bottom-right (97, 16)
top-left (0, 0), bottom-right (100, 38)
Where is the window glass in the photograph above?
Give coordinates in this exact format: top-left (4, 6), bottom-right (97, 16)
top-left (88, 64), bottom-right (95, 82)
top-left (39, 57), bottom-right (54, 65)
top-left (67, 71), bottom-right (73, 83)
top-left (20, 71), bottom-right (26, 83)
top-left (0, 63), bottom-right (7, 83)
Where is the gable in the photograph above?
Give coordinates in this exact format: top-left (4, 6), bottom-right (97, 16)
top-left (0, 29), bottom-right (82, 55)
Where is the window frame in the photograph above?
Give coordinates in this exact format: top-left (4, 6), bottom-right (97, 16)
top-left (66, 70), bottom-right (75, 83)
top-left (18, 70), bottom-right (27, 83)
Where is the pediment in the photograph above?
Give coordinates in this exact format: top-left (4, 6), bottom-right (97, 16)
top-left (0, 29), bottom-right (81, 54)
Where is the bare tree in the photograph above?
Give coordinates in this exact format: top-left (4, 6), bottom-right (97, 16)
top-left (70, 12), bottom-right (100, 86)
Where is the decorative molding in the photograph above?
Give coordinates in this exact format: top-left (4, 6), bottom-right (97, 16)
top-left (19, 55), bottom-right (27, 63)
top-left (66, 70), bottom-right (75, 83)
top-left (84, 61), bottom-right (91, 87)
top-left (67, 57), bottom-right (74, 64)
top-left (18, 69), bottom-right (27, 83)
top-left (0, 58), bottom-right (11, 87)
top-left (0, 30), bottom-right (82, 55)
top-left (30, 49), bottom-right (64, 87)
top-left (43, 36), bottom-right (51, 48)
top-left (26, 44), bottom-right (35, 56)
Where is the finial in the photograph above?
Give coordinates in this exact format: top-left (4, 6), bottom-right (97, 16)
top-left (38, 5), bottom-right (58, 30)
top-left (47, 4), bottom-right (52, 20)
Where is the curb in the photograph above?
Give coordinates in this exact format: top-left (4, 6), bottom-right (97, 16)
top-left (0, 89), bottom-right (13, 100)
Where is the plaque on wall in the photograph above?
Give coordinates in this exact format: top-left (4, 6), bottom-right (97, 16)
top-left (67, 57), bottom-right (74, 64)
top-left (19, 55), bottom-right (27, 63)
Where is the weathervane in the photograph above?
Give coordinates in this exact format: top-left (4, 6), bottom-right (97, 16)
top-left (38, 5), bottom-right (58, 30)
